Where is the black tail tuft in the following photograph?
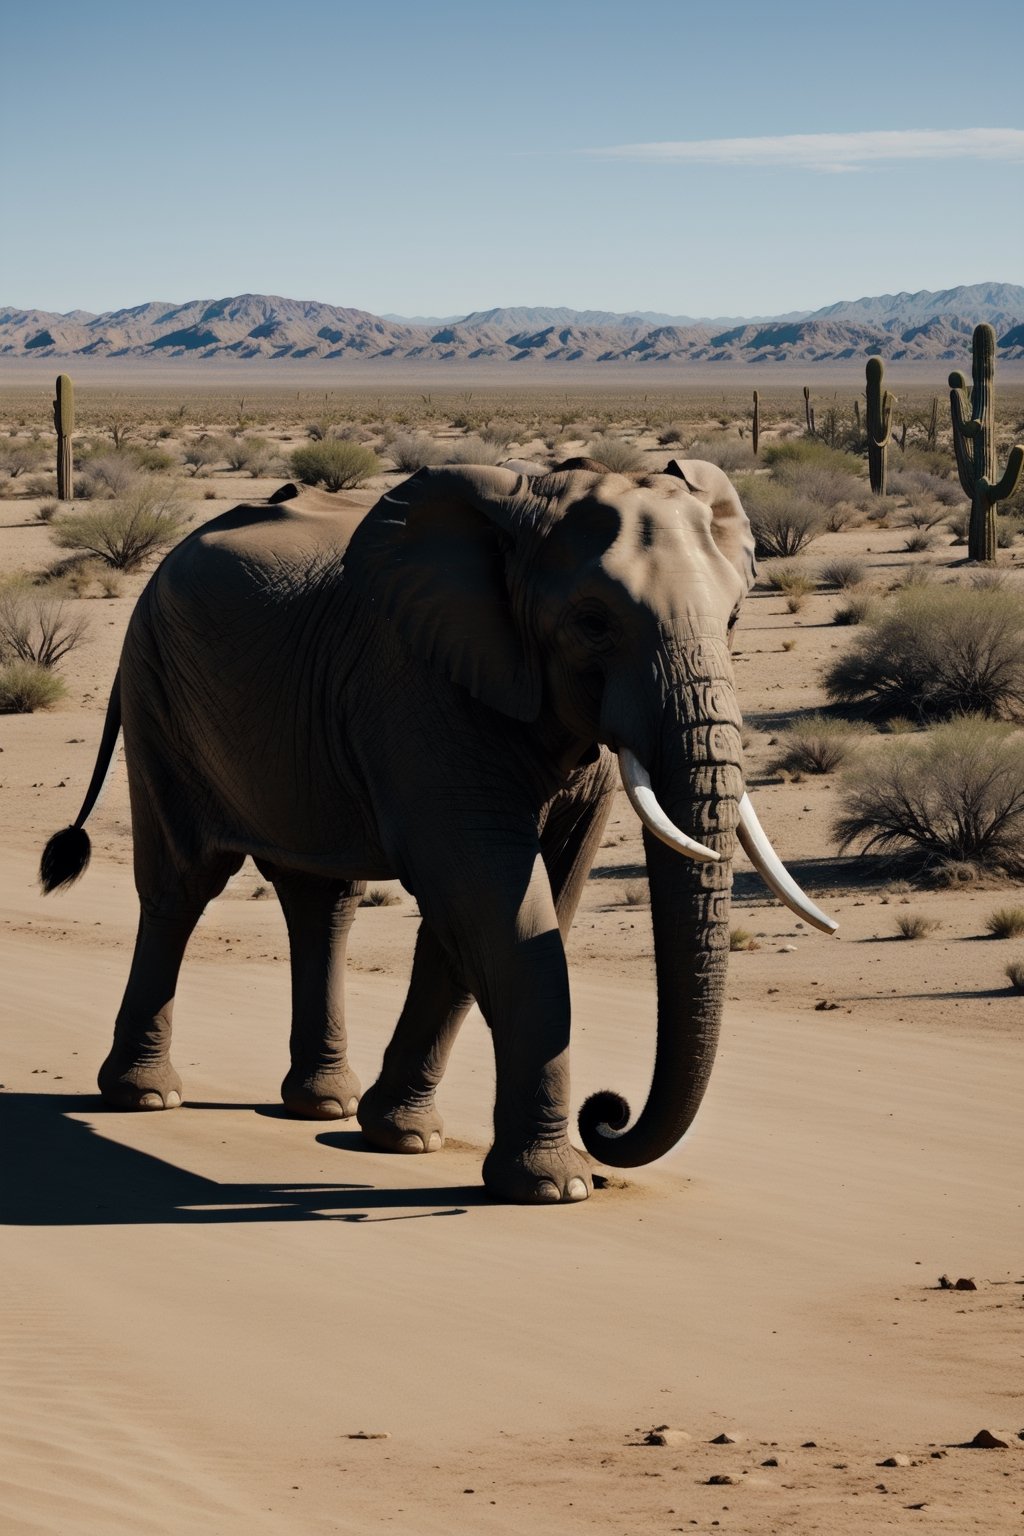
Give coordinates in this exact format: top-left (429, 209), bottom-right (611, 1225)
top-left (40, 825), bottom-right (92, 893)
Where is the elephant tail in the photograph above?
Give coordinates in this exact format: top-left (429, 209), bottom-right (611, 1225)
top-left (40, 671), bottom-right (122, 893)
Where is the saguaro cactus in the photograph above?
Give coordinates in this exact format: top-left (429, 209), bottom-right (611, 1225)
top-left (865, 357), bottom-right (893, 495)
top-left (949, 324), bottom-right (1024, 563)
top-left (803, 385), bottom-right (815, 435)
top-left (53, 374), bottom-right (74, 501)
top-left (751, 389), bottom-right (760, 456)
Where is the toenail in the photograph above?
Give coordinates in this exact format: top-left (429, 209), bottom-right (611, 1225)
top-left (344, 1097), bottom-right (359, 1116)
top-left (138, 1092), bottom-right (162, 1109)
top-left (396, 1133), bottom-right (425, 1152)
top-left (537, 1181), bottom-right (561, 1202)
top-left (165, 1091), bottom-right (181, 1109)
top-left (426, 1131), bottom-right (443, 1151)
top-left (566, 1178), bottom-right (588, 1201)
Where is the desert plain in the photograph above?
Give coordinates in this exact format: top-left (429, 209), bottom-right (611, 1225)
top-left (2, 378), bottom-right (1023, 1535)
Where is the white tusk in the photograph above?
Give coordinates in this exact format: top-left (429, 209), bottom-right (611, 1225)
top-left (737, 792), bottom-right (838, 935)
top-left (617, 749), bottom-right (721, 864)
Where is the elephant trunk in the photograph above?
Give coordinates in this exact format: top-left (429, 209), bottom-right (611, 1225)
top-left (579, 638), bottom-right (742, 1167)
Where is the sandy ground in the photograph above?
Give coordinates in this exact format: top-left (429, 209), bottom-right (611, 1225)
top-left (2, 448), bottom-right (1023, 1534)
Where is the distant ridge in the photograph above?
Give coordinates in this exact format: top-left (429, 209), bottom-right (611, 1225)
top-left (3, 284), bottom-right (1023, 366)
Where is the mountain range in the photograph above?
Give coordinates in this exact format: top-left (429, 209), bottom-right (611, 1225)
top-left (2, 284), bottom-right (1023, 367)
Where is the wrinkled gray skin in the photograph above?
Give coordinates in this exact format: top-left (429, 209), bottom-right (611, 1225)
top-left (43, 462), bottom-right (754, 1204)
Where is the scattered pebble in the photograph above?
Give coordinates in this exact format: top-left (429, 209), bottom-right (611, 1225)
top-left (644, 1427), bottom-right (691, 1447)
top-left (938, 1274), bottom-right (977, 1291)
top-left (779, 944), bottom-right (798, 953)
top-left (814, 999), bottom-right (840, 1011)
top-left (707, 1474), bottom-right (734, 1486)
top-left (346, 1431), bottom-right (390, 1440)
top-left (760, 1456), bottom-right (783, 1467)
top-left (877, 1454), bottom-right (910, 1467)
top-left (964, 1429), bottom-right (1009, 1449)
top-left (709, 1433), bottom-right (743, 1445)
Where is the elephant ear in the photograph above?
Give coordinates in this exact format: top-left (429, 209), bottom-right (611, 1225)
top-left (663, 457), bottom-right (757, 594)
top-left (343, 465), bottom-right (543, 722)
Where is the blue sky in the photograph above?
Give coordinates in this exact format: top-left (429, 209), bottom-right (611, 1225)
top-left (3, 0), bottom-right (1023, 318)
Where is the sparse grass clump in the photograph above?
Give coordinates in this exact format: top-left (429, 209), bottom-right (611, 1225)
top-left (818, 556), bottom-right (867, 590)
top-left (51, 481), bottom-right (191, 571)
top-left (686, 433), bottom-right (756, 473)
top-left (894, 912), bottom-right (940, 940)
top-left (289, 440), bottom-right (381, 490)
top-left (832, 591), bottom-right (879, 626)
top-left (584, 434), bottom-right (646, 473)
top-left (826, 586), bottom-right (1024, 722)
top-left (770, 715), bottom-right (866, 775)
top-left (622, 880), bottom-right (649, 906)
top-left (445, 435), bottom-right (506, 466)
top-left (834, 717), bottom-right (1024, 875)
top-left (763, 561), bottom-right (816, 598)
top-left (1004, 960), bottom-right (1024, 991)
top-left (360, 886), bottom-right (401, 907)
top-left (985, 906), bottom-right (1024, 939)
top-left (0, 659), bottom-right (67, 713)
top-left (729, 926), bottom-right (756, 951)
top-left (903, 529), bottom-right (938, 553)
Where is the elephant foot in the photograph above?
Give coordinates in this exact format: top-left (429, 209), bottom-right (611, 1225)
top-left (482, 1138), bottom-right (592, 1205)
top-left (98, 1052), bottom-right (183, 1111)
top-left (281, 1065), bottom-right (361, 1120)
top-left (356, 1081), bottom-right (445, 1153)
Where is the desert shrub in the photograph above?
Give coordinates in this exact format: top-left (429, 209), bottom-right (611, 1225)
top-left (832, 592), bottom-right (880, 626)
top-left (305, 416), bottom-right (340, 442)
top-left (818, 556), bottom-right (867, 589)
top-left (827, 586), bottom-right (1024, 720)
top-left (947, 511), bottom-right (969, 544)
top-left (51, 480), bottom-right (191, 571)
top-left (222, 434), bottom-right (271, 473)
top-left (388, 432), bottom-right (446, 472)
top-left (772, 457), bottom-right (870, 514)
top-left (0, 436), bottom-right (47, 478)
top-left (0, 588), bottom-right (88, 667)
top-left (622, 880), bottom-right (649, 906)
top-left (729, 927), bottom-right (757, 951)
top-left (133, 446), bottom-right (175, 473)
top-left (737, 477), bottom-right (825, 557)
top-left (0, 659), bottom-right (67, 712)
top-left (289, 440), bottom-right (380, 490)
top-left (686, 433), bottom-right (756, 473)
top-left (360, 886), bottom-right (401, 907)
top-left (479, 420), bottom-right (522, 448)
top-left (996, 516), bottom-right (1019, 548)
top-left (984, 906), bottom-right (1024, 939)
top-left (833, 717), bottom-right (1024, 874)
top-left (769, 715), bottom-right (867, 775)
top-left (34, 500), bottom-right (59, 524)
top-left (894, 912), bottom-right (940, 940)
top-left (181, 437), bottom-right (222, 475)
top-left (24, 473), bottom-right (57, 498)
top-left (445, 435), bottom-right (505, 466)
top-left (1004, 960), bottom-right (1024, 991)
top-left (888, 467), bottom-right (962, 507)
top-left (584, 434), bottom-right (646, 473)
top-left (97, 571), bottom-right (123, 598)
top-left (79, 452), bottom-right (143, 499)
top-left (762, 439), bottom-right (861, 474)
top-left (657, 423), bottom-right (687, 447)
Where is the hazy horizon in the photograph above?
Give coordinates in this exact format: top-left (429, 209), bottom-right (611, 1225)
top-left (3, 0), bottom-right (1023, 318)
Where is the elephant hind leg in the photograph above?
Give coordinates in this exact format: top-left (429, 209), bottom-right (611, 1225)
top-left (99, 851), bottom-right (243, 1110)
top-left (261, 866), bottom-right (364, 1120)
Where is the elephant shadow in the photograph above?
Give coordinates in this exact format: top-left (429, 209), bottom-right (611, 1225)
top-left (0, 1093), bottom-right (483, 1226)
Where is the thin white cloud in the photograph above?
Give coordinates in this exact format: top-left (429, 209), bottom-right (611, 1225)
top-left (590, 128), bottom-right (1024, 173)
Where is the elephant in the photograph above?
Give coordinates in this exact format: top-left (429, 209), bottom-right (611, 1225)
top-left (41, 460), bottom-right (835, 1204)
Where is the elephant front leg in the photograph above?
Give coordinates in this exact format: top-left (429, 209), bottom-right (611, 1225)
top-left (357, 922), bottom-right (472, 1153)
top-left (269, 870), bottom-right (364, 1120)
top-left (415, 844), bottom-right (590, 1204)
top-left (99, 909), bottom-right (199, 1109)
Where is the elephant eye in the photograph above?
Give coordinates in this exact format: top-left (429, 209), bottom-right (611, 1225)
top-left (573, 608), bottom-right (616, 648)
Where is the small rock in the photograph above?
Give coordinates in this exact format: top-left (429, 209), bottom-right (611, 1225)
top-left (966, 1429), bottom-right (1009, 1449)
top-left (930, 1450), bottom-right (947, 1459)
top-left (954, 1277), bottom-right (977, 1291)
top-left (814, 999), bottom-right (840, 1011)
top-left (346, 1431), bottom-right (390, 1440)
top-left (801, 1441), bottom-right (817, 1449)
top-left (779, 944), bottom-right (797, 953)
top-left (877, 1455), bottom-right (910, 1467)
top-left (760, 1456), bottom-right (782, 1467)
top-left (644, 1427), bottom-right (691, 1447)
top-left (707, 1474), bottom-right (734, 1485)
top-left (709, 1433), bottom-right (743, 1445)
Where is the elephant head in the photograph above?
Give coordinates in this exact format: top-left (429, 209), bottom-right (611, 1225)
top-left (346, 461), bottom-right (834, 1169)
